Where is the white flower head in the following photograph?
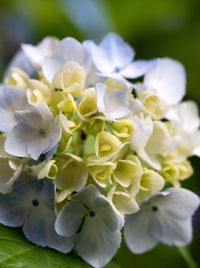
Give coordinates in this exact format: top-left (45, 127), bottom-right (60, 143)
top-left (96, 82), bottom-right (130, 120)
top-left (124, 188), bottom-right (200, 254)
top-left (142, 58), bottom-right (186, 105)
top-left (84, 33), bottom-right (156, 84)
top-left (22, 37), bottom-right (58, 68)
top-left (0, 85), bottom-right (31, 132)
top-left (5, 104), bottom-right (61, 160)
top-left (55, 185), bottom-right (124, 268)
top-left (42, 37), bottom-right (91, 83)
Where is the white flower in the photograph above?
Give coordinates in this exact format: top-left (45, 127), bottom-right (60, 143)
top-left (84, 33), bottom-right (155, 83)
top-left (96, 83), bottom-right (130, 120)
top-left (166, 101), bottom-right (200, 159)
top-left (140, 58), bottom-right (186, 105)
top-left (5, 104), bottom-right (61, 160)
top-left (42, 37), bottom-right (90, 83)
top-left (0, 85), bottom-right (31, 132)
top-left (130, 116), bottom-right (178, 170)
top-left (124, 188), bottom-right (200, 254)
top-left (55, 185), bottom-right (124, 268)
top-left (22, 37), bottom-right (58, 68)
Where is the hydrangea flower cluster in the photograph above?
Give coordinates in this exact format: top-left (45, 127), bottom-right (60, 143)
top-left (0, 33), bottom-right (199, 268)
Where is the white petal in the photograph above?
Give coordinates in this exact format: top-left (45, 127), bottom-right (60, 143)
top-left (144, 58), bottom-right (186, 105)
top-left (5, 128), bottom-right (29, 158)
top-left (22, 37), bottom-right (58, 67)
top-left (55, 199), bottom-right (88, 237)
top-left (105, 90), bottom-right (130, 119)
top-left (76, 222), bottom-right (121, 268)
top-left (100, 33), bottom-right (134, 69)
top-left (131, 116), bottom-right (153, 152)
top-left (166, 101), bottom-right (200, 132)
top-left (0, 85), bottom-right (31, 132)
top-left (96, 83), bottom-right (130, 120)
top-left (4, 50), bottom-right (35, 78)
top-left (158, 188), bottom-right (200, 220)
top-left (149, 214), bottom-right (193, 246)
top-left (131, 116), bottom-right (160, 168)
top-left (146, 121), bottom-right (178, 157)
top-left (84, 40), bottom-right (113, 74)
top-left (124, 208), bottom-right (157, 254)
top-left (129, 99), bottom-right (146, 117)
top-left (121, 59), bottom-right (157, 79)
top-left (96, 83), bottom-right (107, 115)
top-left (42, 37), bottom-right (90, 82)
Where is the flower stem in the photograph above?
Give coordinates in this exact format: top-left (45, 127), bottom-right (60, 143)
top-left (177, 247), bottom-right (198, 268)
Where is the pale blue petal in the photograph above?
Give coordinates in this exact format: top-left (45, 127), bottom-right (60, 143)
top-left (4, 50), bottom-right (36, 78)
top-left (84, 40), bottom-right (114, 74)
top-left (55, 199), bottom-right (88, 237)
top-left (124, 208), bottom-right (157, 254)
top-left (157, 188), bottom-right (200, 220)
top-left (0, 85), bottom-right (31, 132)
top-left (120, 59), bottom-right (157, 79)
top-left (149, 213), bottom-right (192, 246)
top-left (23, 206), bottom-right (74, 253)
top-left (0, 193), bottom-right (28, 227)
top-left (0, 174), bottom-right (73, 252)
top-left (76, 222), bottom-right (121, 268)
top-left (75, 185), bottom-right (124, 231)
top-left (5, 105), bottom-right (61, 160)
top-left (100, 33), bottom-right (134, 69)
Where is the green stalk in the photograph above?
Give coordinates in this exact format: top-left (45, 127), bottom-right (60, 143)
top-left (177, 247), bottom-right (198, 268)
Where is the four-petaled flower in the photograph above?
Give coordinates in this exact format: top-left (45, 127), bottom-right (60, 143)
top-left (55, 185), bottom-right (124, 268)
top-left (124, 188), bottom-right (200, 254)
top-left (0, 173), bottom-right (73, 252)
top-left (5, 104), bottom-right (62, 160)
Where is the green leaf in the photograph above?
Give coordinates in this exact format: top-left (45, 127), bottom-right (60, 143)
top-left (0, 224), bottom-right (120, 268)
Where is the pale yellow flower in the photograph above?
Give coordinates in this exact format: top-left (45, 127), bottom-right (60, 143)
top-left (77, 88), bottom-right (97, 119)
top-left (88, 161), bottom-right (116, 188)
top-left (95, 131), bottom-right (121, 160)
top-left (4, 67), bottom-right (29, 89)
top-left (27, 79), bottom-right (52, 105)
top-left (52, 61), bottom-right (86, 96)
top-left (113, 119), bottom-right (133, 140)
top-left (138, 169), bottom-right (164, 200)
top-left (55, 158), bottom-right (88, 202)
top-left (108, 185), bottom-right (139, 214)
top-left (138, 90), bottom-right (168, 120)
top-left (113, 155), bottom-right (142, 195)
top-left (57, 93), bottom-right (76, 114)
top-left (30, 160), bottom-right (58, 180)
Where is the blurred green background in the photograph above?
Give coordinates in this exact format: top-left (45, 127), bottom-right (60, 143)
top-left (0, 0), bottom-right (200, 267)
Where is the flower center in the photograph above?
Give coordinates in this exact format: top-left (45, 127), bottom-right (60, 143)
top-left (38, 128), bottom-right (46, 137)
top-left (32, 199), bottom-right (39, 207)
top-left (152, 206), bottom-right (159, 212)
top-left (88, 211), bottom-right (96, 217)
top-left (81, 131), bottom-right (87, 140)
top-left (115, 66), bottom-right (121, 73)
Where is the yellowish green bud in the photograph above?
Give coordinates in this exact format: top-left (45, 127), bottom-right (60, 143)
top-left (4, 67), bottom-right (29, 89)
